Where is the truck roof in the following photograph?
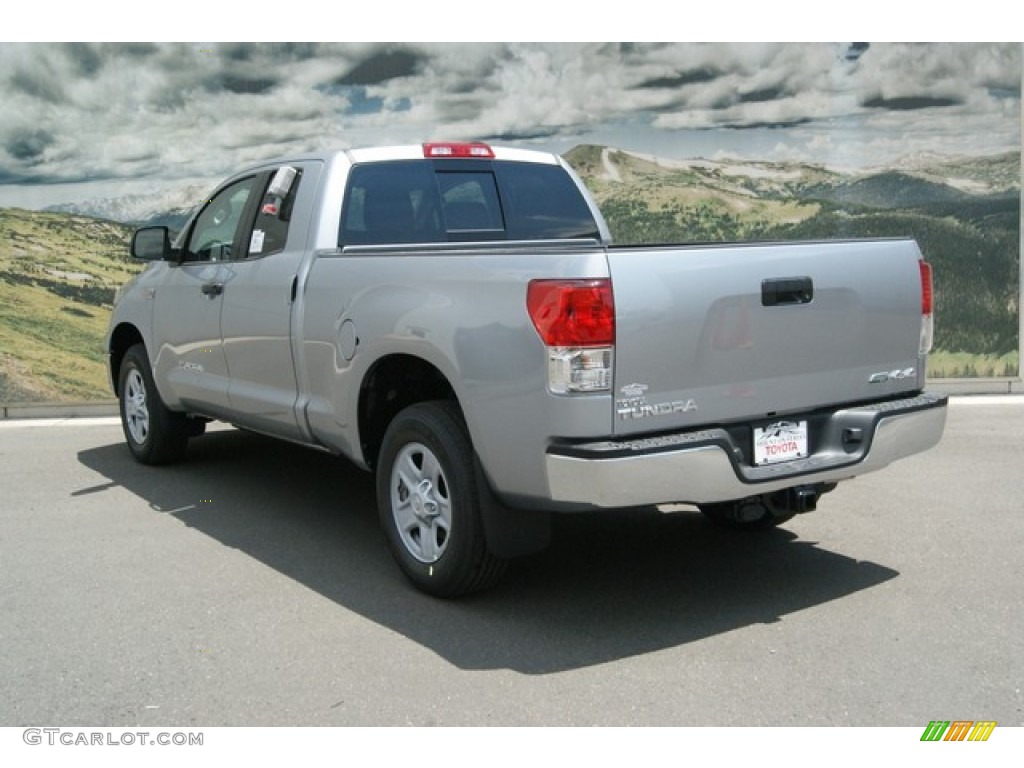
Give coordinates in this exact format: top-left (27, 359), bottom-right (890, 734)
top-left (239, 143), bottom-right (562, 174)
top-left (346, 144), bottom-right (561, 165)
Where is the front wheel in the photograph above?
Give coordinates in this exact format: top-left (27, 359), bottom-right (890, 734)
top-left (376, 401), bottom-right (507, 597)
top-left (118, 344), bottom-right (190, 465)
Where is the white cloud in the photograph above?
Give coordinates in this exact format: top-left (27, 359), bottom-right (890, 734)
top-left (0, 42), bottom-right (1018, 207)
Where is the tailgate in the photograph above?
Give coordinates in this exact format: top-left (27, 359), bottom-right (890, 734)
top-left (608, 238), bottom-right (926, 436)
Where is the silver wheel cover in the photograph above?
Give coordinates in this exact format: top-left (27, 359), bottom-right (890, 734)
top-left (124, 368), bottom-right (150, 445)
top-left (390, 442), bottom-right (452, 563)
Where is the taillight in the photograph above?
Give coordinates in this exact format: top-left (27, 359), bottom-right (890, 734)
top-left (527, 279), bottom-right (614, 346)
top-left (919, 260), bottom-right (933, 316)
top-left (423, 142), bottom-right (495, 159)
top-left (919, 259), bottom-right (934, 354)
top-left (527, 279), bottom-right (614, 394)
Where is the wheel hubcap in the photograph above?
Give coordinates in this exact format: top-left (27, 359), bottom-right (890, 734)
top-left (391, 442), bottom-right (451, 563)
top-left (124, 369), bottom-right (150, 445)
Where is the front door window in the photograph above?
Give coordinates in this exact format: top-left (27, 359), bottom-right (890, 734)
top-left (185, 177), bottom-right (259, 262)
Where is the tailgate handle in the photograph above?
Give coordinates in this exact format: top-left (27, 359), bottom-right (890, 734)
top-left (762, 277), bottom-right (813, 307)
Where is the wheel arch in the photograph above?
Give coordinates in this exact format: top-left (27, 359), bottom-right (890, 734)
top-left (357, 353), bottom-right (551, 562)
top-left (357, 353), bottom-right (461, 472)
top-left (108, 322), bottom-right (146, 397)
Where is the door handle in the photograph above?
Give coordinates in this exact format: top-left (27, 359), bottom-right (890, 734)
top-left (201, 282), bottom-right (224, 298)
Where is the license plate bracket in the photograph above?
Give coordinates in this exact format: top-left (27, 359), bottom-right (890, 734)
top-left (753, 420), bottom-right (808, 465)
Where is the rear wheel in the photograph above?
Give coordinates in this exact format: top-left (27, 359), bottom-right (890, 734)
top-left (118, 344), bottom-right (190, 465)
top-left (376, 401), bottom-right (507, 597)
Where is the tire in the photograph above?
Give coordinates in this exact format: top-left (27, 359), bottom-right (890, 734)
top-left (376, 401), bottom-right (507, 597)
top-left (118, 343), bottom-right (190, 465)
top-left (699, 500), bottom-right (796, 531)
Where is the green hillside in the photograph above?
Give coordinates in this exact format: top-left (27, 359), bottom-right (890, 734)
top-left (565, 145), bottom-right (1020, 374)
top-left (764, 203), bottom-right (1019, 359)
top-left (806, 172), bottom-right (969, 208)
top-left (0, 208), bottom-right (141, 401)
top-left (569, 145), bottom-right (827, 242)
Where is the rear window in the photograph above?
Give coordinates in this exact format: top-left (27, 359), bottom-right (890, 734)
top-left (339, 159), bottom-right (598, 246)
top-left (493, 162), bottom-right (600, 240)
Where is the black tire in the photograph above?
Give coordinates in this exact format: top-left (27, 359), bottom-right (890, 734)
top-left (118, 343), bottom-right (190, 465)
top-left (376, 401), bottom-right (507, 597)
top-left (699, 500), bottom-right (796, 531)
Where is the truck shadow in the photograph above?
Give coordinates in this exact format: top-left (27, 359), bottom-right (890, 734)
top-left (77, 427), bottom-right (898, 675)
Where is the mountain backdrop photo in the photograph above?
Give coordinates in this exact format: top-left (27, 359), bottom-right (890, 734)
top-left (0, 42), bottom-right (1020, 401)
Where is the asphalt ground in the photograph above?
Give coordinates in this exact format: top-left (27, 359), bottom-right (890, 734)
top-left (0, 398), bottom-right (1021, 730)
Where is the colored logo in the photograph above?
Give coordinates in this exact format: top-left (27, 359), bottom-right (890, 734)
top-left (920, 720), bottom-right (996, 742)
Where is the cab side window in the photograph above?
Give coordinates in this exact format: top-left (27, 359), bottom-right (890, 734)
top-left (185, 177), bottom-right (259, 262)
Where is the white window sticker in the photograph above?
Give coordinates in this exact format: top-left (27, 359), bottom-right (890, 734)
top-left (249, 229), bottom-right (265, 254)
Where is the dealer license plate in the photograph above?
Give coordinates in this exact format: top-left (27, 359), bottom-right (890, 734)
top-left (753, 420), bottom-right (808, 466)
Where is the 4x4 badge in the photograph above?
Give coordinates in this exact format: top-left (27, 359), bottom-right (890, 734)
top-left (869, 367), bottom-right (915, 384)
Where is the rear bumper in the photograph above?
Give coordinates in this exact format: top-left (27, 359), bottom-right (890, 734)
top-left (544, 392), bottom-right (948, 508)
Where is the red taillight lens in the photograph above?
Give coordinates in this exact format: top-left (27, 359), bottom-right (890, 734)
top-left (919, 260), bottom-right (933, 316)
top-left (527, 279), bottom-right (614, 347)
top-left (422, 142), bottom-right (495, 159)
top-left (919, 259), bottom-right (935, 355)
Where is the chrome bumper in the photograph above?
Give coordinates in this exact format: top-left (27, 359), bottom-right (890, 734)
top-left (545, 393), bottom-right (948, 508)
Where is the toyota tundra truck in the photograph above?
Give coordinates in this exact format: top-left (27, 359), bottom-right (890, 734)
top-left (105, 141), bottom-right (948, 596)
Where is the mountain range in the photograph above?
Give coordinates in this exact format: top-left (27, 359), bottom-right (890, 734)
top-left (44, 183), bottom-right (214, 231)
top-left (566, 145), bottom-right (1019, 218)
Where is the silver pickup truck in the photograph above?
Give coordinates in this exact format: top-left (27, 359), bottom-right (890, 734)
top-left (106, 141), bottom-right (947, 596)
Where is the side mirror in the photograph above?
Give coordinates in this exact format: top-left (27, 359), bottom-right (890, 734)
top-left (131, 226), bottom-right (175, 261)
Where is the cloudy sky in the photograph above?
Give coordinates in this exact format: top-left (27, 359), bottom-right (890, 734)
top-left (0, 42), bottom-right (1019, 208)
